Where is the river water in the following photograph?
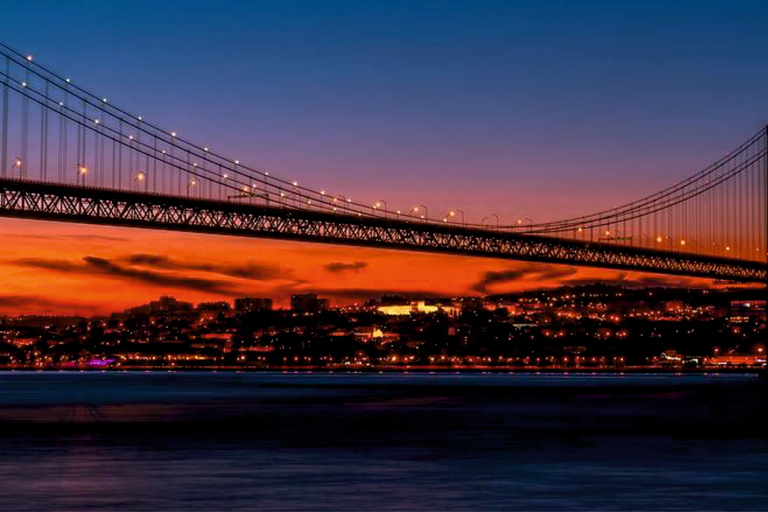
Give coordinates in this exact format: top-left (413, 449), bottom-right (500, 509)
top-left (0, 372), bottom-right (765, 510)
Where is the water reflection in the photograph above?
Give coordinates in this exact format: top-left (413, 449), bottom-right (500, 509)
top-left (0, 372), bottom-right (765, 510)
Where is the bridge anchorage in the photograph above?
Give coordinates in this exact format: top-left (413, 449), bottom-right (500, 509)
top-left (0, 42), bottom-right (766, 284)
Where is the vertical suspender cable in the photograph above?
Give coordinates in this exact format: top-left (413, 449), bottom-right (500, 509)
top-left (0, 57), bottom-right (8, 178)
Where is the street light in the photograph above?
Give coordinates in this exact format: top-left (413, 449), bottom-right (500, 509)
top-left (373, 200), bottom-right (388, 218)
top-left (134, 170), bottom-right (147, 191)
top-left (516, 216), bottom-right (533, 229)
top-left (76, 164), bottom-right (88, 185)
top-left (447, 209), bottom-right (465, 225)
top-left (412, 205), bottom-right (428, 221)
top-left (12, 156), bottom-right (22, 178)
top-left (334, 195), bottom-right (349, 212)
top-left (292, 181), bottom-right (300, 209)
top-left (483, 214), bottom-right (500, 229)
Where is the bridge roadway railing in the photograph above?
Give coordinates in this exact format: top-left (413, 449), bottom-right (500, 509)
top-left (0, 178), bottom-right (765, 283)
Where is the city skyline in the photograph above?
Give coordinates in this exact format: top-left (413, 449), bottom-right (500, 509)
top-left (1, 281), bottom-right (764, 372)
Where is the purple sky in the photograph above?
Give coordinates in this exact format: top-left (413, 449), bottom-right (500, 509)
top-left (3, 0), bottom-right (768, 224)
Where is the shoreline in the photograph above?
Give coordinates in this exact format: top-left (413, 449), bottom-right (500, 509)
top-left (1, 365), bottom-right (765, 376)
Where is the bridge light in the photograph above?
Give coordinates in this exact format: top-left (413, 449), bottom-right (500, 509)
top-left (204, 147), bottom-right (209, 152)
top-left (396, 210), bottom-right (401, 215)
top-left (138, 116), bottom-right (142, 121)
top-left (517, 219), bottom-right (523, 225)
top-left (292, 181), bottom-right (298, 187)
top-left (680, 239), bottom-right (686, 246)
top-left (128, 135), bottom-right (134, 140)
top-left (20, 82), bottom-right (26, 87)
top-left (102, 98), bottom-right (107, 103)
top-left (726, 246), bottom-right (731, 251)
top-left (222, 174), bottom-right (228, 179)
top-left (577, 227), bottom-right (583, 233)
top-left (58, 101), bottom-right (64, 106)
top-left (94, 119), bottom-right (100, 124)
top-left (12, 157), bottom-right (22, 168)
top-left (26, 55), bottom-right (33, 62)
top-left (264, 171), bottom-right (269, 176)
top-left (170, 131), bottom-right (177, 137)
top-left (320, 190), bottom-right (326, 195)
top-left (234, 160), bottom-right (240, 164)
top-left (189, 179), bottom-right (197, 186)
top-left (77, 165), bottom-right (88, 175)
top-left (442, 218), bottom-right (448, 222)
top-left (135, 171), bottom-right (145, 181)
top-left (65, 78), bottom-right (71, 83)
top-left (656, 236), bottom-right (662, 243)
top-left (605, 230), bottom-right (610, 236)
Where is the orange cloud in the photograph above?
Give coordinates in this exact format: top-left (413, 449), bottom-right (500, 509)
top-left (0, 218), bottom-right (713, 315)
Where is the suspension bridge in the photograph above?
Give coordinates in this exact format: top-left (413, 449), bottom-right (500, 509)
top-left (0, 43), bottom-right (766, 283)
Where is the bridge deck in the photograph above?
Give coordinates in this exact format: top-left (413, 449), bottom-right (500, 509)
top-left (0, 178), bottom-right (765, 283)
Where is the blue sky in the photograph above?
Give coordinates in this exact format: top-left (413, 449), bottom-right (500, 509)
top-left (3, 0), bottom-right (768, 222)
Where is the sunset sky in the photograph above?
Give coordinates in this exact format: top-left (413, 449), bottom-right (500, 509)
top-left (1, 0), bottom-right (766, 314)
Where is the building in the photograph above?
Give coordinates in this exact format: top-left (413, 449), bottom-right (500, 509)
top-left (728, 300), bottom-right (766, 323)
top-left (127, 296), bottom-right (194, 315)
top-left (197, 301), bottom-right (231, 314)
top-left (234, 297), bottom-right (273, 314)
top-left (291, 293), bottom-right (329, 313)
top-left (377, 301), bottom-right (459, 316)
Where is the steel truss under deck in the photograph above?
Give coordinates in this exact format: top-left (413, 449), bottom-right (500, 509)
top-left (0, 179), bottom-right (765, 282)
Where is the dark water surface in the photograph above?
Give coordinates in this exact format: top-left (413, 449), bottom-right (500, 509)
top-left (0, 372), bottom-right (766, 510)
